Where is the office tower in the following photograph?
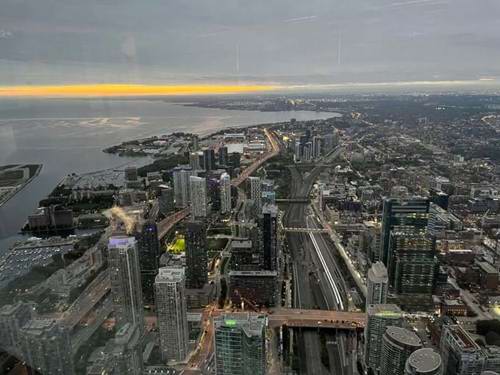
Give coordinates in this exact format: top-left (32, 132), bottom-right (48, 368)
top-left (230, 239), bottom-right (260, 271)
top-left (208, 177), bottom-right (221, 212)
top-left (173, 166), bottom-right (194, 208)
top-left (229, 271), bottom-right (278, 307)
top-left (218, 146), bottom-right (229, 166)
top-left (189, 152), bottom-right (201, 170)
top-left (189, 176), bottom-right (208, 218)
top-left (404, 348), bottom-right (442, 375)
top-left (214, 313), bottom-right (266, 375)
top-left (429, 188), bottom-right (449, 210)
top-left (380, 197), bottom-right (430, 265)
top-left (185, 221), bottom-right (207, 289)
top-left (380, 326), bottom-right (422, 375)
top-left (229, 152), bottom-right (241, 169)
top-left (262, 204), bottom-right (278, 271)
top-left (367, 261), bottom-right (389, 305)
top-left (108, 236), bottom-right (145, 331)
top-left (125, 166), bottom-right (138, 181)
top-left (312, 135), bottom-right (322, 159)
top-left (203, 149), bottom-right (216, 171)
top-left (158, 184), bottom-right (174, 216)
top-left (387, 229), bottom-right (437, 294)
top-left (220, 172), bottom-right (232, 214)
top-left (21, 318), bottom-right (75, 375)
top-left (155, 267), bottom-right (189, 362)
top-left (138, 222), bottom-right (160, 305)
top-left (364, 304), bottom-right (403, 373)
top-left (192, 135), bottom-right (199, 151)
top-left (248, 176), bottom-right (262, 213)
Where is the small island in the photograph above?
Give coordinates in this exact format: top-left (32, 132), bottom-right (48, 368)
top-left (0, 164), bottom-right (42, 207)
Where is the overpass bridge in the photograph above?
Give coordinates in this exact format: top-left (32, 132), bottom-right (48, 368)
top-left (267, 308), bottom-right (365, 330)
top-left (231, 128), bottom-right (281, 187)
top-left (276, 198), bottom-right (310, 203)
top-left (282, 227), bottom-right (329, 234)
top-left (157, 207), bottom-right (189, 240)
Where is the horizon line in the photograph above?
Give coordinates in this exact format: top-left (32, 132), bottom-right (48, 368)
top-left (0, 79), bottom-right (498, 98)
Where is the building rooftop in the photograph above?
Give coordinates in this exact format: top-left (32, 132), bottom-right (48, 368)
top-left (367, 304), bottom-right (402, 318)
top-left (368, 261), bottom-right (388, 283)
top-left (384, 326), bottom-right (421, 348)
top-left (214, 312), bottom-right (266, 337)
top-left (156, 267), bottom-right (185, 282)
top-left (445, 325), bottom-right (479, 350)
top-left (405, 348), bottom-right (441, 373)
top-left (477, 261), bottom-right (497, 274)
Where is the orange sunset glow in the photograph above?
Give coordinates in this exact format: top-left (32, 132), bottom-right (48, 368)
top-left (0, 83), bottom-right (279, 98)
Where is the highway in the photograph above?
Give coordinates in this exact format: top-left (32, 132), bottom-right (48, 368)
top-left (63, 270), bottom-right (111, 328)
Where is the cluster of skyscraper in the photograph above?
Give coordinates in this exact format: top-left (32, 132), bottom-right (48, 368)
top-left (293, 128), bottom-right (338, 162)
top-left (366, 196), bottom-right (437, 305)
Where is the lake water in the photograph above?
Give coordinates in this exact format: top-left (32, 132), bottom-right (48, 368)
top-left (0, 98), bottom-right (338, 254)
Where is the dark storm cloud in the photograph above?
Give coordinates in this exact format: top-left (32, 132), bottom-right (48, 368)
top-left (0, 0), bottom-right (499, 84)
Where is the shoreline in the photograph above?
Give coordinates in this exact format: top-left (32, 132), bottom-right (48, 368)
top-left (0, 164), bottom-right (43, 208)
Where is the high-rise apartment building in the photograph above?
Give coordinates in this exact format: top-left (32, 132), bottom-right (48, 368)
top-left (158, 184), bottom-right (174, 216)
top-left (262, 203), bottom-right (278, 271)
top-left (380, 326), bottom-right (422, 375)
top-left (380, 197), bottom-right (430, 264)
top-left (0, 302), bottom-right (34, 350)
top-left (138, 222), bottom-right (160, 305)
top-left (312, 135), bottom-right (322, 159)
top-left (173, 166), bottom-right (194, 208)
top-left (364, 304), bottom-right (403, 373)
top-left (191, 135), bottom-right (199, 151)
top-left (218, 146), bottom-right (229, 166)
top-left (220, 172), bottom-right (232, 214)
top-left (185, 221), bottom-right (207, 289)
top-left (387, 229), bottom-right (436, 294)
top-left (203, 148), bottom-right (216, 171)
top-left (108, 236), bottom-right (145, 332)
top-left (155, 267), bottom-right (189, 362)
top-left (21, 318), bottom-right (75, 375)
top-left (367, 261), bottom-right (389, 305)
top-left (248, 177), bottom-right (262, 213)
top-left (189, 176), bottom-right (208, 218)
top-left (214, 313), bottom-right (266, 375)
top-left (189, 152), bottom-right (201, 170)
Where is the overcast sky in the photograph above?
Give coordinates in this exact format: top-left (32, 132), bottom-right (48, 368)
top-left (1, 0), bottom-right (499, 85)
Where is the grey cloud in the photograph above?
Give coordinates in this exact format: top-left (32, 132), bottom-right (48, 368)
top-left (0, 0), bottom-right (499, 84)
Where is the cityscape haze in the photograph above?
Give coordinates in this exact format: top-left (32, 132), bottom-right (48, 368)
top-left (1, 1), bottom-right (500, 375)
